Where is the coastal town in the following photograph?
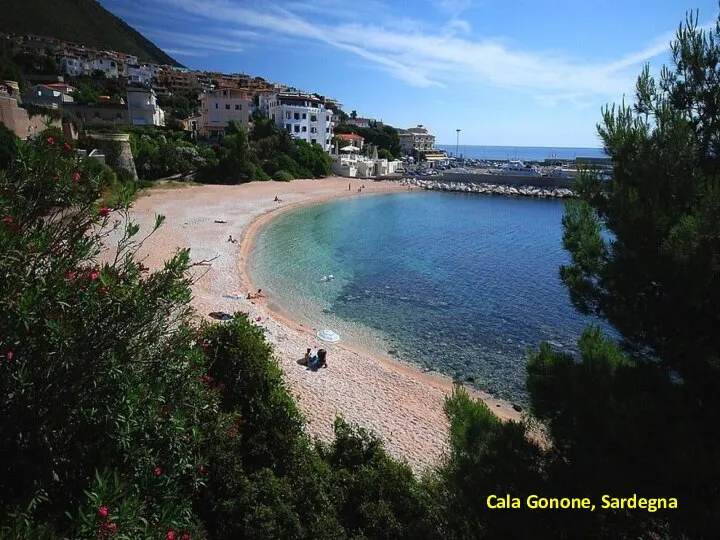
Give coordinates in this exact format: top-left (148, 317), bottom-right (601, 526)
top-left (0, 31), bottom-right (608, 191)
top-left (0, 32), bottom-right (445, 172)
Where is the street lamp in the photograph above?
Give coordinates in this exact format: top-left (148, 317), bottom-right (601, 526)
top-left (455, 129), bottom-right (461, 159)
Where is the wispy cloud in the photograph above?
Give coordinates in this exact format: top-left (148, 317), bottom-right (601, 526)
top-left (137, 27), bottom-right (252, 54)
top-left (163, 48), bottom-right (208, 58)
top-left (152, 0), bottom-right (679, 101)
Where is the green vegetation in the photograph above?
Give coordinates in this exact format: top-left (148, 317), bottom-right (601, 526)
top-left (335, 122), bottom-right (402, 159)
top-left (0, 0), bottom-right (182, 66)
top-left (1, 10), bottom-right (719, 540)
top-left (199, 118), bottom-right (332, 184)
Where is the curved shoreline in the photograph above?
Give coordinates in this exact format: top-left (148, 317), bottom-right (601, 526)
top-left (236, 186), bottom-right (523, 421)
top-left (124, 178), bottom-right (522, 473)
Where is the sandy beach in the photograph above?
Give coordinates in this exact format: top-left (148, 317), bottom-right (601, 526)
top-left (124, 177), bottom-right (521, 473)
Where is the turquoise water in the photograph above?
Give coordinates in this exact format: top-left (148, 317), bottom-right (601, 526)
top-left (248, 192), bottom-right (609, 404)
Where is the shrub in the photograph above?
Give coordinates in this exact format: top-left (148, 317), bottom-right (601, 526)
top-left (273, 170), bottom-right (294, 181)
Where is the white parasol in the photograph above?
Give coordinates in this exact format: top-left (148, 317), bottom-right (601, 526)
top-left (341, 145), bottom-right (359, 152)
top-left (316, 329), bottom-right (340, 343)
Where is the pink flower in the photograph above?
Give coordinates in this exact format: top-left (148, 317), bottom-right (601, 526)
top-left (200, 374), bottom-right (212, 385)
top-left (167, 531), bottom-right (176, 540)
top-left (72, 171), bottom-right (81, 182)
top-left (89, 270), bottom-right (100, 281)
top-left (201, 340), bottom-right (210, 350)
top-left (46, 136), bottom-right (55, 145)
top-left (98, 506), bottom-right (109, 517)
top-left (154, 465), bottom-right (164, 477)
top-left (197, 464), bottom-right (207, 474)
top-left (63, 142), bottom-right (72, 152)
top-left (99, 285), bottom-right (109, 294)
top-left (228, 427), bottom-right (238, 438)
top-left (181, 533), bottom-right (191, 540)
top-left (5, 350), bottom-right (14, 361)
top-left (2, 216), bottom-right (14, 227)
top-left (99, 205), bottom-right (110, 217)
top-left (65, 270), bottom-right (76, 280)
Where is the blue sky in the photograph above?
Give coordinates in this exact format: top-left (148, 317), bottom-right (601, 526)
top-left (101, 0), bottom-right (719, 147)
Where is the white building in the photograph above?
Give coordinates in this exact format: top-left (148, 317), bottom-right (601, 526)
top-left (60, 56), bottom-right (86, 77)
top-left (125, 65), bottom-right (155, 86)
top-left (199, 87), bottom-right (251, 138)
top-left (88, 57), bottom-right (119, 78)
top-left (267, 91), bottom-right (333, 151)
top-left (126, 87), bottom-right (165, 126)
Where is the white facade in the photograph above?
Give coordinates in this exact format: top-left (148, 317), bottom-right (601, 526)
top-left (199, 88), bottom-right (251, 137)
top-left (267, 92), bottom-right (333, 152)
top-left (126, 65), bottom-right (155, 85)
top-left (88, 58), bottom-right (119, 78)
top-left (127, 88), bottom-right (165, 126)
top-left (60, 56), bottom-right (86, 77)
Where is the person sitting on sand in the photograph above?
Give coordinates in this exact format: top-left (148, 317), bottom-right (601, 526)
top-left (309, 348), bottom-right (327, 370)
top-left (302, 348), bottom-right (312, 366)
top-left (274, 195), bottom-right (279, 202)
top-left (247, 288), bottom-right (264, 300)
top-left (228, 234), bottom-right (234, 242)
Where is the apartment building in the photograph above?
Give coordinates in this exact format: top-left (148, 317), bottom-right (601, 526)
top-left (267, 91), bottom-right (333, 151)
top-left (157, 69), bottom-right (199, 93)
top-left (88, 57), bottom-right (119, 78)
top-left (60, 56), bottom-right (86, 77)
top-left (127, 87), bottom-right (165, 126)
top-left (399, 125), bottom-right (436, 153)
top-left (23, 84), bottom-right (75, 108)
top-left (199, 87), bottom-right (251, 138)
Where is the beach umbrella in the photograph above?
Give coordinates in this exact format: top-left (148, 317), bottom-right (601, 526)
top-left (341, 145), bottom-right (359, 152)
top-left (316, 329), bottom-right (340, 343)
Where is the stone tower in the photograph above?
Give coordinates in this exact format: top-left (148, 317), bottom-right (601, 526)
top-left (87, 132), bottom-right (138, 180)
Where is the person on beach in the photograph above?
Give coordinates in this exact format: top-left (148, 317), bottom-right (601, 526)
top-left (309, 348), bottom-right (327, 370)
top-left (247, 289), bottom-right (264, 299)
top-left (348, 183), bottom-right (351, 191)
top-left (303, 348), bottom-right (312, 366)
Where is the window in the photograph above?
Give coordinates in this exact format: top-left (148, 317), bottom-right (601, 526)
top-left (235, 104), bottom-right (241, 110)
top-left (310, 127), bottom-right (317, 134)
top-left (294, 112), bottom-right (300, 120)
top-left (285, 124), bottom-right (291, 131)
top-left (285, 111), bottom-right (291, 119)
top-left (271, 113), bottom-right (275, 121)
top-left (215, 103), bottom-right (218, 109)
top-left (301, 126), bottom-right (307, 132)
top-left (310, 115), bottom-right (317, 122)
top-left (302, 113), bottom-right (307, 119)
top-left (225, 104), bottom-right (230, 109)
top-left (294, 125), bottom-right (300, 133)
top-left (311, 139), bottom-right (317, 145)
top-left (223, 90), bottom-right (227, 97)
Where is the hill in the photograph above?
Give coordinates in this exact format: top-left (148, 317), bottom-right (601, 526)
top-left (0, 0), bottom-right (182, 67)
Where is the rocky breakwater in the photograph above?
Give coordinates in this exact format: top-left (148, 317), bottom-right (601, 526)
top-left (396, 178), bottom-right (576, 198)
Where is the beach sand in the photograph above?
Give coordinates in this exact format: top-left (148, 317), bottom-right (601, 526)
top-left (121, 177), bottom-right (521, 473)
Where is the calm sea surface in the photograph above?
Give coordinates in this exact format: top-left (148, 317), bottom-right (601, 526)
top-left (248, 192), bottom-right (610, 404)
top-left (436, 144), bottom-right (607, 161)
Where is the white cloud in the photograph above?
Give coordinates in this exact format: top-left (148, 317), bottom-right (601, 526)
top-left (431, 0), bottom-right (474, 17)
top-left (139, 27), bottom-right (251, 54)
top-left (163, 48), bottom-right (208, 58)
top-left (154, 0), bottom-right (681, 102)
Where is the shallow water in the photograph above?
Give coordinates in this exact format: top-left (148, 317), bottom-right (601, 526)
top-left (248, 191), bottom-right (610, 404)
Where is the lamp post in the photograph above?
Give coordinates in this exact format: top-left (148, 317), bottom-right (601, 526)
top-left (455, 128), bottom-right (461, 159)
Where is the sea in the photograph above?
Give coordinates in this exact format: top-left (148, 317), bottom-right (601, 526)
top-left (248, 191), bottom-right (613, 405)
top-left (436, 144), bottom-right (607, 162)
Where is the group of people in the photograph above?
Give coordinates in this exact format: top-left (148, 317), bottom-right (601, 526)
top-left (302, 347), bottom-right (328, 370)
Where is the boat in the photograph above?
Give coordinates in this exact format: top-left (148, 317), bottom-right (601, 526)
top-left (487, 160), bottom-right (542, 177)
top-left (547, 166), bottom-right (578, 179)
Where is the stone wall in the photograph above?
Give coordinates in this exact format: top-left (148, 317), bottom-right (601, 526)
top-left (0, 94), bottom-right (62, 138)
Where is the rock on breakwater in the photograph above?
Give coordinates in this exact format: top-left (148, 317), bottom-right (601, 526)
top-left (395, 177), bottom-right (576, 198)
